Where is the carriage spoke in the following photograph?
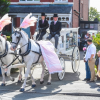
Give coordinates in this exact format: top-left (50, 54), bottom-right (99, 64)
top-left (72, 47), bottom-right (80, 72)
top-left (57, 57), bottom-right (65, 80)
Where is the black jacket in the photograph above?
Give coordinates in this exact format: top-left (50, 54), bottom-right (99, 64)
top-left (50, 21), bottom-right (62, 36)
top-left (38, 20), bottom-right (49, 33)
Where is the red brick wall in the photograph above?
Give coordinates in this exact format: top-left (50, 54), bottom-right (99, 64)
top-left (10, 0), bottom-right (19, 2)
top-left (15, 17), bottom-right (20, 28)
top-left (68, 0), bottom-right (73, 2)
top-left (72, 0), bottom-right (89, 28)
top-left (40, 0), bottom-right (54, 2)
top-left (72, 0), bottom-right (79, 28)
top-left (30, 23), bottom-right (37, 35)
top-left (82, 0), bottom-right (89, 21)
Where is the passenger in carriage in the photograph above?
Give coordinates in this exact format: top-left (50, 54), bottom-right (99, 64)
top-left (36, 13), bottom-right (49, 40)
top-left (47, 14), bottom-right (62, 51)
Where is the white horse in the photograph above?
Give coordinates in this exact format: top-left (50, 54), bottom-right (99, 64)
top-left (11, 28), bottom-right (52, 92)
top-left (0, 36), bottom-right (26, 86)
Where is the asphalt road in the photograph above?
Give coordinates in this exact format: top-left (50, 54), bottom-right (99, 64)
top-left (0, 51), bottom-right (100, 100)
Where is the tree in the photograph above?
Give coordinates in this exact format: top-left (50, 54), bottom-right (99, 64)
top-left (89, 7), bottom-right (100, 21)
top-left (0, 0), bottom-right (10, 17)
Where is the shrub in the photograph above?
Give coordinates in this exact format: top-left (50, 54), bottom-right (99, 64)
top-left (93, 34), bottom-right (100, 52)
top-left (7, 36), bottom-right (11, 42)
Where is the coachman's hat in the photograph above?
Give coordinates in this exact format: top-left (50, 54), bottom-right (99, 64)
top-left (53, 14), bottom-right (58, 17)
top-left (41, 13), bottom-right (46, 16)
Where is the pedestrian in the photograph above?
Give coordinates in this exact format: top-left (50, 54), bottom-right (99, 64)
top-left (78, 33), bottom-right (81, 47)
top-left (36, 12), bottom-right (49, 40)
top-left (84, 33), bottom-right (89, 45)
top-left (84, 33), bottom-right (89, 41)
top-left (84, 38), bottom-right (96, 82)
top-left (84, 49), bottom-right (91, 81)
top-left (89, 34), bottom-right (93, 40)
top-left (96, 51), bottom-right (100, 77)
top-left (92, 33), bottom-right (95, 37)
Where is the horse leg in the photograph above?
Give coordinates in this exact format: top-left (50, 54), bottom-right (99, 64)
top-left (18, 67), bottom-right (23, 83)
top-left (7, 64), bottom-right (25, 82)
top-left (20, 63), bottom-right (32, 92)
top-left (47, 73), bottom-right (52, 85)
top-left (29, 70), bottom-right (36, 88)
top-left (40, 62), bottom-right (45, 84)
top-left (1, 67), bottom-right (6, 86)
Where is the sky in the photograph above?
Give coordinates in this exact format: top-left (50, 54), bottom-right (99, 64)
top-left (90, 0), bottom-right (100, 12)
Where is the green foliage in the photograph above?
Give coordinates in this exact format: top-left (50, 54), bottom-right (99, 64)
top-left (7, 36), bottom-right (11, 41)
top-left (89, 7), bottom-right (100, 21)
top-left (93, 33), bottom-right (100, 52)
top-left (95, 65), bottom-right (97, 74)
top-left (0, 0), bottom-right (10, 17)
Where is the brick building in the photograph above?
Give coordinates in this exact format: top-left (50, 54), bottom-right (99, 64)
top-left (73, 0), bottom-right (89, 27)
top-left (7, 0), bottom-right (89, 37)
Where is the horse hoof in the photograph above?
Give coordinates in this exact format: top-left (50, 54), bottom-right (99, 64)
top-left (47, 82), bottom-right (51, 85)
top-left (18, 80), bottom-right (21, 83)
top-left (11, 78), bottom-right (15, 82)
top-left (1, 83), bottom-right (5, 86)
top-left (40, 81), bottom-right (44, 84)
top-left (32, 84), bottom-right (36, 88)
top-left (20, 88), bottom-right (24, 92)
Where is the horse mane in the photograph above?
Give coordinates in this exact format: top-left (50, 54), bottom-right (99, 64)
top-left (15, 28), bottom-right (28, 39)
top-left (21, 30), bottom-right (28, 38)
top-left (0, 36), bottom-right (6, 50)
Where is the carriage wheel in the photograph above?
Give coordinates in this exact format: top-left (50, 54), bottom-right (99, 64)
top-left (57, 57), bottom-right (65, 80)
top-left (72, 46), bottom-right (80, 73)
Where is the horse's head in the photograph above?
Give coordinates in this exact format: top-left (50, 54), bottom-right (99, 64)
top-left (11, 28), bottom-right (22, 51)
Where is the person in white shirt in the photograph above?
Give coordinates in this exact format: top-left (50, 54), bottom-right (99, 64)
top-left (84, 38), bottom-right (96, 82)
top-left (85, 33), bottom-right (89, 41)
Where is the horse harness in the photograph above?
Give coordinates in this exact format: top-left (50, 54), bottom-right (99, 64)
top-left (0, 41), bottom-right (21, 68)
top-left (19, 39), bottom-right (42, 64)
top-left (0, 41), bottom-right (8, 66)
top-left (12, 31), bottom-right (42, 64)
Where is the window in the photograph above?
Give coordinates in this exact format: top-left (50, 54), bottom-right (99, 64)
top-left (90, 24), bottom-right (94, 29)
top-left (80, 24), bottom-right (84, 28)
top-left (51, 17), bottom-right (53, 20)
top-left (84, 24), bottom-right (89, 29)
top-left (46, 17), bottom-right (49, 21)
top-left (66, 17), bottom-right (69, 21)
top-left (58, 17), bottom-right (61, 21)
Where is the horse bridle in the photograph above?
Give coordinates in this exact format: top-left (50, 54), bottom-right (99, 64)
top-left (11, 31), bottom-right (23, 48)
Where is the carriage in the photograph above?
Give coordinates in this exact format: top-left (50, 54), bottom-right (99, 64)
top-left (0, 14), bottom-right (80, 92)
top-left (34, 27), bottom-right (80, 81)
